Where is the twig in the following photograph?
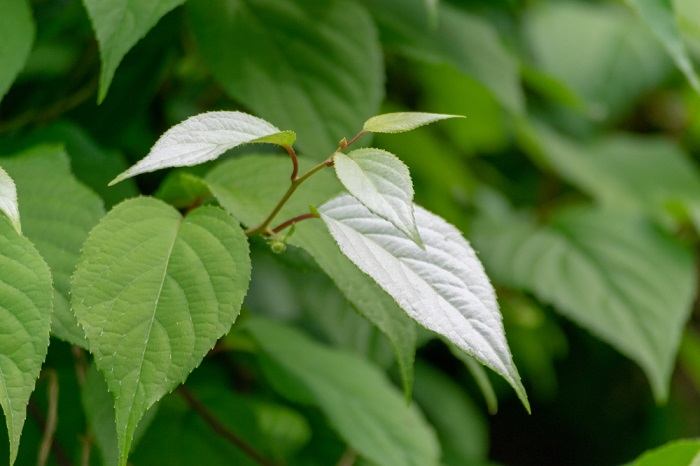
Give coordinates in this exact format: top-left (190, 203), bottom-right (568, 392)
top-left (335, 448), bottom-right (357, 466)
top-left (37, 370), bottom-right (59, 466)
top-left (284, 145), bottom-right (299, 181)
top-left (80, 435), bottom-right (92, 466)
top-left (177, 386), bottom-right (276, 466)
top-left (271, 212), bottom-right (319, 233)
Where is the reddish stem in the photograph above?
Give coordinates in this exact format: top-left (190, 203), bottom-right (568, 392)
top-left (271, 212), bottom-right (319, 234)
top-left (284, 145), bottom-right (299, 181)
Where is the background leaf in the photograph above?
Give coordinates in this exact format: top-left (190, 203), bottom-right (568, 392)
top-left (0, 0), bottom-right (34, 103)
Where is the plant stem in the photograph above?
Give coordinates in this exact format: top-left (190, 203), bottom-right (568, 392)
top-left (335, 448), bottom-right (357, 466)
top-left (284, 145), bottom-right (299, 181)
top-left (245, 158), bottom-right (332, 236)
top-left (37, 370), bottom-right (59, 466)
top-left (177, 386), bottom-right (276, 466)
top-left (271, 212), bottom-right (319, 233)
top-left (28, 400), bottom-right (72, 466)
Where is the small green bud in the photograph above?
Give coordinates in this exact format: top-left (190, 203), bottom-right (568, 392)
top-left (270, 240), bottom-right (286, 254)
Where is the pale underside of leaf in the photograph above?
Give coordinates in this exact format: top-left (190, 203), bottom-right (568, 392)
top-left (319, 194), bottom-right (528, 410)
top-left (0, 167), bottom-right (20, 233)
top-left (362, 112), bottom-right (463, 134)
top-left (333, 148), bottom-right (421, 244)
top-left (71, 197), bottom-right (251, 465)
top-left (0, 217), bottom-right (53, 465)
top-left (110, 111), bottom-right (295, 185)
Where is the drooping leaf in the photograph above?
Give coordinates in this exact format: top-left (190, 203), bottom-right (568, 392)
top-left (247, 318), bottom-right (440, 466)
top-left (188, 0), bottom-right (383, 157)
top-left (71, 198), bottom-right (251, 465)
top-left (524, 1), bottom-right (671, 120)
top-left (205, 154), bottom-right (417, 396)
top-left (333, 148), bottom-right (421, 244)
top-left (82, 0), bottom-right (185, 102)
top-left (365, 0), bottom-right (523, 113)
top-left (0, 0), bottom-right (34, 103)
top-left (630, 439), bottom-right (700, 466)
top-left (472, 206), bottom-right (696, 401)
top-left (0, 216), bottom-right (53, 465)
top-left (626, 0), bottom-right (700, 93)
top-left (362, 112), bottom-right (463, 134)
top-left (319, 193), bottom-right (528, 409)
top-left (519, 120), bottom-right (700, 229)
top-left (0, 167), bottom-right (20, 233)
top-left (110, 111), bottom-right (295, 185)
top-left (413, 362), bottom-right (488, 466)
top-left (2, 145), bottom-right (105, 347)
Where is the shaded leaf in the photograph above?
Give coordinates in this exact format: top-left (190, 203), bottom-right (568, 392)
top-left (0, 0), bottom-right (34, 102)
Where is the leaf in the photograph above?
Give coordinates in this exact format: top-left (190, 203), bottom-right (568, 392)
top-left (205, 154), bottom-right (417, 396)
top-left (630, 439), bottom-right (700, 466)
top-left (155, 171), bottom-right (211, 209)
top-left (2, 145), bottom-right (105, 347)
top-left (519, 120), bottom-right (700, 228)
top-left (447, 344), bottom-right (498, 414)
top-left (110, 111), bottom-right (295, 185)
top-left (188, 0), bottom-right (384, 157)
top-left (472, 206), bottom-right (696, 401)
top-left (0, 216), bottom-right (53, 465)
top-left (365, 0), bottom-right (523, 113)
top-left (626, 0), bottom-right (700, 93)
top-left (71, 197), bottom-right (251, 465)
top-left (319, 193), bottom-right (528, 409)
top-left (413, 362), bottom-right (488, 465)
top-left (362, 112), bottom-right (463, 134)
top-left (333, 148), bottom-right (420, 244)
top-left (524, 1), bottom-right (671, 120)
top-left (0, 0), bottom-right (34, 103)
top-left (247, 318), bottom-right (440, 466)
top-left (0, 167), bottom-right (20, 233)
top-left (82, 0), bottom-right (185, 102)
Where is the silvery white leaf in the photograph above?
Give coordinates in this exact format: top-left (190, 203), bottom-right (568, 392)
top-left (110, 111), bottom-right (295, 185)
top-left (333, 148), bottom-right (421, 244)
top-left (0, 166), bottom-right (20, 233)
top-left (320, 193), bottom-right (528, 409)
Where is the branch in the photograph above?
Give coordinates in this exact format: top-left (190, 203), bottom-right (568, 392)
top-left (37, 370), bottom-right (59, 466)
top-left (271, 212), bottom-right (319, 234)
top-left (177, 386), bottom-right (276, 466)
top-left (284, 145), bottom-right (299, 181)
top-left (28, 395), bottom-right (72, 466)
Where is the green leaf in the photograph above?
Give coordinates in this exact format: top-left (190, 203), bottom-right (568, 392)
top-left (187, 0), bottom-right (383, 157)
top-left (110, 111), bottom-right (294, 185)
top-left (205, 154), bottom-right (417, 396)
top-left (362, 112), bottom-right (463, 134)
top-left (630, 439), bottom-right (700, 466)
top-left (365, 0), bottom-right (523, 113)
top-left (413, 362), bottom-right (488, 465)
top-left (0, 167), bottom-right (20, 233)
top-left (626, 0), bottom-right (700, 93)
top-left (473, 206), bottom-right (696, 401)
top-left (519, 120), bottom-right (700, 228)
top-left (82, 0), bottom-right (185, 103)
top-left (71, 198), bottom-right (251, 466)
top-left (0, 216), bottom-right (53, 465)
top-left (155, 171), bottom-right (211, 209)
top-left (524, 1), bottom-right (671, 120)
top-left (320, 193), bottom-right (528, 410)
top-left (0, 0), bottom-right (34, 103)
top-left (2, 145), bottom-right (105, 347)
top-left (247, 318), bottom-right (440, 466)
top-left (333, 148), bottom-right (421, 244)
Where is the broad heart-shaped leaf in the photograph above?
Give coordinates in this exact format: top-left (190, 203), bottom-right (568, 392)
top-left (333, 148), bottom-right (421, 244)
top-left (524, 1), bottom-right (671, 121)
top-left (626, 0), bottom-right (700, 93)
top-left (319, 193), bottom-right (528, 409)
top-left (110, 111), bottom-right (294, 185)
top-left (0, 0), bottom-right (34, 103)
top-left (71, 197), bottom-right (251, 466)
top-left (2, 145), bottom-right (105, 347)
top-left (363, 112), bottom-right (463, 134)
top-left (0, 167), bottom-right (20, 233)
top-left (519, 120), bottom-right (700, 229)
top-left (82, 0), bottom-right (185, 102)
top-left (188, 0), bottom-right (383, 158)
top-left (0, 216), bottom-right (53, 465)
top-left (630, 439), bottom-right (700, 466)
top-left (205, 154), bottom-right (417, 396)
top-left (364, 0), bottom-right (523, 113)
top-left (472, 206), bottom-right (696, 401)
top-left (246, 318), bottom-right (440, 466)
